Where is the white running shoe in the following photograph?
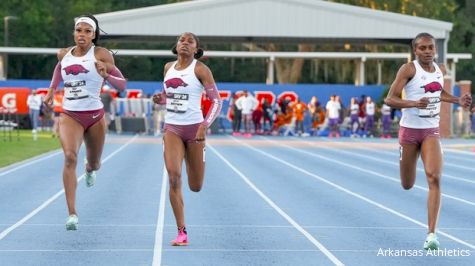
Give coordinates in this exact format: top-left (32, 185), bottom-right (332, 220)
top-left (84, 159), bottom-right (96, 187)
top-left (65, 214), bottom-right (78, 230)
top-left (423, 232), bottom-right (440, 250)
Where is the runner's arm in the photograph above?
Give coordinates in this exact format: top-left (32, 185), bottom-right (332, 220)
top-left (385, 63), bottom-right (428, 109)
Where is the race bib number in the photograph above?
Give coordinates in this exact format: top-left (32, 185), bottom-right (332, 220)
top-left (64, 80), bottom-right (88, 100)
top-left (418, 97), bottom-right (441, 118)
top-left (166, 93), bottom-right (189, 113)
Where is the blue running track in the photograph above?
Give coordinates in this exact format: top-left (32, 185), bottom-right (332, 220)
top-left (0, 134), bottom-right (474, 265)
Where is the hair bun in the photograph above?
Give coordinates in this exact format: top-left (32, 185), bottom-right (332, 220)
top-left (194, 48), bottom-right (204, 59)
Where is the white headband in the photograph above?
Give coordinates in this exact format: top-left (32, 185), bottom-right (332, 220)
top-left (75, 17), bottom-right (97, 32)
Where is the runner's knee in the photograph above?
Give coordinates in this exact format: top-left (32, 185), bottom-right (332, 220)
top-left (401, 178), bottom-right (415, 190)
top-left (189, 182), bottom-right (202, 192)
top-left (426, 171), bottom-right (441, 187)
top-left (64, 151), bottom-right (78, 168)
top-left (168, 172), bottom-right (182, 190)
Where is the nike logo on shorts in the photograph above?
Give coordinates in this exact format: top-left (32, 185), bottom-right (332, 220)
top-left (92, 113), bottom-right (100, 119)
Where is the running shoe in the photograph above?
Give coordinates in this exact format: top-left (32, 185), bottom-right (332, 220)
top-left (84, 159), bottom-right (96, 187)
top-left (171, 227), bottom-right (188, 246)
top-left (423, 232), bottom-right (440, 250)
top-left (85, 170), bottom-right (96, 187)
top-left (65, 214), bottom-right (78, 230)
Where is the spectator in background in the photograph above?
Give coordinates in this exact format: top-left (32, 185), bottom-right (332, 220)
top-left (235, 90), bottom-right (258, 137)
top-left (230, 92), bottom-right (241, 136)
top-left (336, 95), bottom-right (345, 124)
top-left (27, 89), bottom-right (43, 137)
top-left (100, 85), bottom-right (114, 131)
top-left (307, 96), bottom-right (320, 120)
top-left (279, 96), bottom-right (292, 115)
top-left (348, 97), bottom-right (360, 137)
top-left (52, 90), bottom-right (64, 138)
top-left (358, 94), bottom-right (367, 127)
top-left (325, 95), bottom-right (341, 138)
top-left (292, 97), bottom-right (307, 136)
top-left (252, 105), bottom-right (263, 134)
top-left (261, 98), bottom-right (274, 134)
top-left (308, 96), bottom-right (324, 135)
top-left (152, 92), bottom-right (167, 136)
top-left (363, 96), bottom-right (376, 137)
top-left (381, 102), bottom-right (392, 138)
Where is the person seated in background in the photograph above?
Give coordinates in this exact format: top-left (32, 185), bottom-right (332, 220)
top-left (261, 98), bottom-right (274, 134)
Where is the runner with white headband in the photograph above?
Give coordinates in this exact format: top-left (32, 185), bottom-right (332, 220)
top-left (75, 17), bottom-right (97, 32)
top-left (43, 14), bottom-right (127, 231)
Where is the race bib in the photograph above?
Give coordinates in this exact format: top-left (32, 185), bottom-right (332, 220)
top-left (166, 93), bottom-right (189, 113)
top-left (64, 80), bottom-right (89, 100)
top-left (418, 97), bottom-right (441, 118)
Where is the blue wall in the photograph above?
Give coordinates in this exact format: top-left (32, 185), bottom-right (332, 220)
top-left (2, 78), bottom-right (465, 109)
top-left (0, 79), bottom-right (388, 106)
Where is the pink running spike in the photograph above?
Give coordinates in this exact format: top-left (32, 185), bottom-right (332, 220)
top-left (171, 227), bottom-right (188, 246)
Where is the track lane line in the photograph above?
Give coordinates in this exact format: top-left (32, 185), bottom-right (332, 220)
top-left (152, 167), bottom-right (167, 266)
top-left (0, 135), bottom-right (138, 241)
top-left (233, 137), bottom-right (475, 250)
top-left (208, 143), bottom-right (344, 266)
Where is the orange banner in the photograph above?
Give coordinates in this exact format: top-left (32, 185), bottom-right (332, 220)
top-left (0, 87), bottom-right (32, 114)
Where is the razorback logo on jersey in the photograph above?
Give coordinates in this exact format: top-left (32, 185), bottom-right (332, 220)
top-left (165, 78), bottom-right (188, 89)
top-left (63, 64), bottom-right (89, 75)
top-left (421, 81), bottom-right (442, 93)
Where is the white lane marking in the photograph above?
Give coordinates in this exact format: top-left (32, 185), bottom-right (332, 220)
top-left (314, 140), bottom-right (475, 185)
top-left (208, 143), bottom-right (344, 266)
top-left (0, 248), bottom-right (377, 253)
top-left (152, 167), bottom-right (167, 266)
top-left (233, 137), bottom-right (475, 250)
top-left (0, 248), bottom-right (378, 253)
top-left (6, 224), bottom-right (475, 230)
top-left (0, 135), bottom-right (138, 241)
top-left (444, 148), bottom-right (475, 157)
top-left (280, 138), bottom-right (475, 206)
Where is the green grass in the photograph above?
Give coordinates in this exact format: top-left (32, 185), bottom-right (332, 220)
top-left (0, 130), bottom-right (61, 168)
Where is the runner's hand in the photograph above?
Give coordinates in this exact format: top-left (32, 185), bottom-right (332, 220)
top-left (194, 124), bottom-right (207, 142)
top-left (43, 89), bottom-right (54, 109)
top-left (152, 94), bottom-right (162, 104)
top-left (415, 97), bottom-right (429, 109)
top-left (95, 61), bottom-right (108, 78)
top-left (459, 94), bottom-right (472, 109)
